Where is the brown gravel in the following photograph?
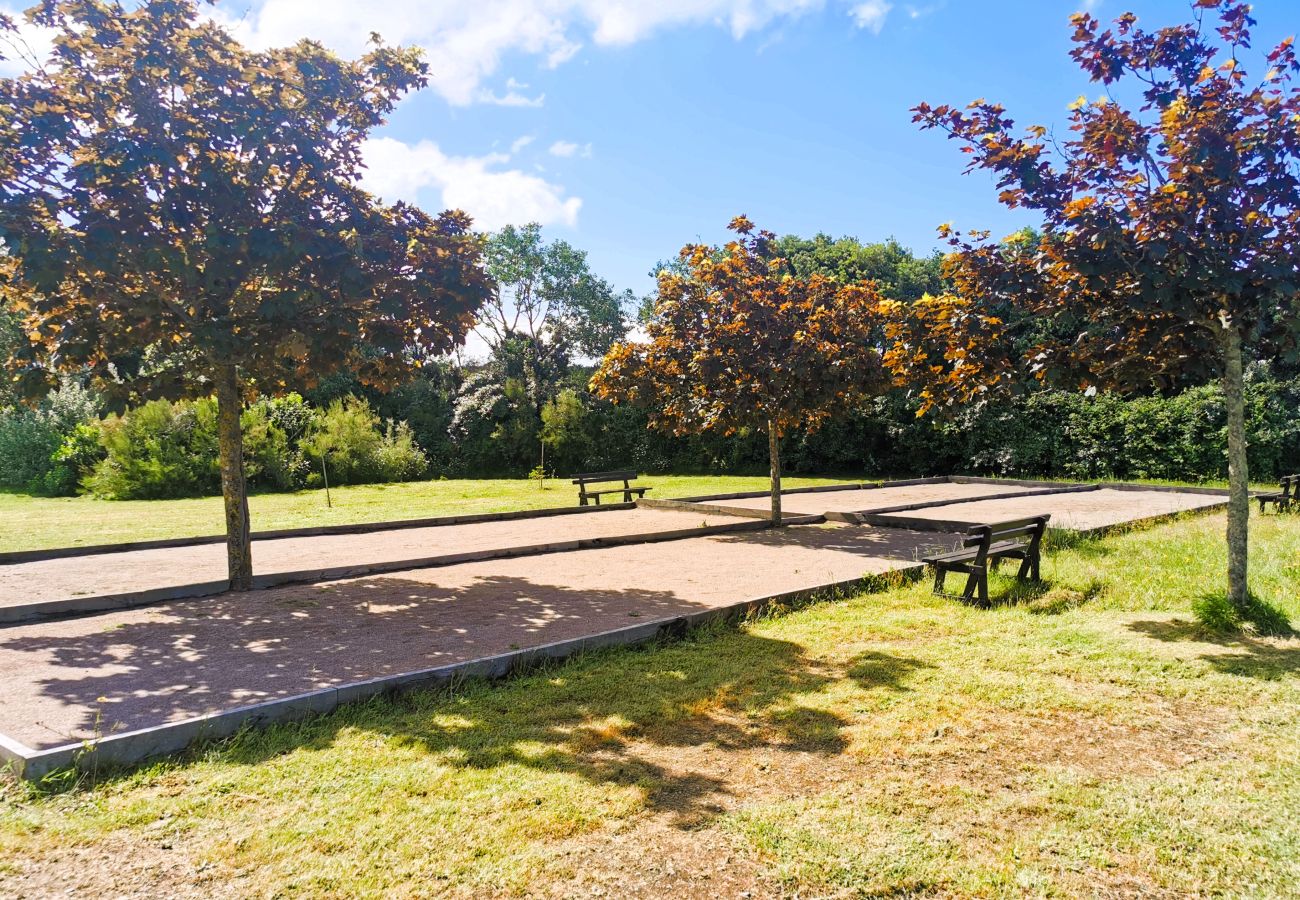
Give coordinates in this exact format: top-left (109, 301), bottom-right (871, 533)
top-left (705, 481), bottom-right (1037, 515)
top-left (0, 523), bottom-right (953, 751)
top-left (0, 507), bottom-right (730, 610)
top-left (873, 488), bottom-right (1225, 531)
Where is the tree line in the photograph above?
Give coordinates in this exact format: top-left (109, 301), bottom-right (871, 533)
top-left (3, 0), bottom-right (1297, 618)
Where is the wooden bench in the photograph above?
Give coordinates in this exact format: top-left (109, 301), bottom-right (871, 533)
top-left (922, 515), bottom-right (1050, 605)
top-left (1258, 475), bottom-right (1298, 513)
top-left (572, 470), bottom-right (650, 506)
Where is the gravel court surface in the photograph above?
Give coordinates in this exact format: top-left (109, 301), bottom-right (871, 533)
top-left (872, 488), bottom-right (1226, 531)
top-left (0, 507), bottom-right (736, 611)
top-left (0, 523), bottom-right (955, 750)
top-left (708, 482), bottom-right (1040, 515)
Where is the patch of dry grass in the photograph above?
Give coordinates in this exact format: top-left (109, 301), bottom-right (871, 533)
top-left (2, 511), bottom-right (1298, 897)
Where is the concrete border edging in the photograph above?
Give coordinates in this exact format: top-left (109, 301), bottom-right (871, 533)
top-left (0, 502), bottom-right (637, 565)
top-left (0, 517), bottom-right (776, 625)
top-left (822, 484), bottom-right (1100, 523)
top-left (0, 561), bottom-right (921, 782)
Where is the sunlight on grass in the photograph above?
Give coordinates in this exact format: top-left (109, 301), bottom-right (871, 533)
top-left (0, 474), bottom-right (849, 553)
top-left (2, 511), bottom-right (1298, 896)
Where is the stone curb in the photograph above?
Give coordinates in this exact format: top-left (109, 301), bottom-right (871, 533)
top-left (0, 517), bottom-right (773, 625)
top-left (0, 502), bottom-right (636, 565)
top-left (0, 558), bottom-right (920, 782)
top-left (819, 484), bottom-right (1098, 522)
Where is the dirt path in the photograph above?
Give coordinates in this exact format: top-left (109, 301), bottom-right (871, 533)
top-left (0, 507), bottom-right (731, 610)
top-left (701, 481), bottom-right (1037, 515)
top-left (873, 488), bottom-right (1225, 531)
top-left (0, 523), bottom-right (953, 750)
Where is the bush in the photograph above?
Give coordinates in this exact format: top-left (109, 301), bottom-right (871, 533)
top-left (87, 397), bottom-right (309, 499)
top-left (307, 396), bottom-right (427, 486)
top-left (0, 380), bottom-right (102, 494)
top-left (87, 399), bottom-right (222, 499)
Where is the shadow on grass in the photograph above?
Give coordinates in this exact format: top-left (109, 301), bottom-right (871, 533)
top-left (1127, 616), bottom-right (1300, 680)
top-left (13, 575), bottom-right (931, 826)
top-left (1190, 591), bottom-right (1293, 637)
top-left (949, 569), bottom-right (1108, 614)
top-left (219, 633), bottom-right (930, 828)
top-left (848, 651), bottom-right (933, 691)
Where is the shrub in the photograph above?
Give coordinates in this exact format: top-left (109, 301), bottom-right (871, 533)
top-left (307, 396), bottom-right (427, 486)
top-left (87, 397), bottom-right (306, 499)
top-left (371, 420), bottom-right (429, 483)
top-left (87, 399), bottom-right (221, 499)
top-left (0, 380), bottom-right (102, 494)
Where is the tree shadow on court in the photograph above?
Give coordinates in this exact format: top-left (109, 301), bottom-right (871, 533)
top-left (1126, 616), bottom-right (1300, 681)
top-left (2, 572), bottom-right (931, 824)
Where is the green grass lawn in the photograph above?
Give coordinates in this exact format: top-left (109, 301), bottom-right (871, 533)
top-left (0, 475), bottom-right (850, 554)
top-left (3, 511), bottom-right (1298, 897)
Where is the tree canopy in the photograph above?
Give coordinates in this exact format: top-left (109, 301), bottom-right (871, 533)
top-left (480, 223), bottom-right (632, 359)
top-left (593, 216), bottom-right (893, 524)
top-left (0, 0), bottom-right (493, 587)
top-left (900, 0), bottom-right (1300, 612)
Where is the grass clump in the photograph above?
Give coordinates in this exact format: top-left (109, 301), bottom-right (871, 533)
top-left (1, 511), bottom-right (1298, 897)
top-left (1194, 591), bottom-right (1293, 637)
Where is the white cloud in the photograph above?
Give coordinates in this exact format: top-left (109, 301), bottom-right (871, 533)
top-left (477, 77), bottom-right (546, 107)
top-left (214, 0), bottom-right (891, 106)
top-left (849, 0), bottom-right (892, 34)
top-left (361, 136), bottom-right (582, 230)
top-left (510, 134), bottom-right (536, 154)
top-left (548, 140), bottom-right (592, 158)
top-left (0, 8), bottom-right (55, 77)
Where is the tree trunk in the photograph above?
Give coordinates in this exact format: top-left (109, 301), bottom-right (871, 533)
top-left (768, 419), bottom-right (783, 527)
top-left (1222, 326), bottom-right (1250, 611)
top-left (215, 365), bottom-right (253, 591)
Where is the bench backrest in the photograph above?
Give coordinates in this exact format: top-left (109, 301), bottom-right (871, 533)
top-left (571, 470), bottom-right (638, 486)
top-left (962, 515), bottom-right (1051, 564)
top-left (1283, 475), bottom-right (1300, 499)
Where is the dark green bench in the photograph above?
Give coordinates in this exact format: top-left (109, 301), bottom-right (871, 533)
top-left (572, 470), bottom-right (650, 506)
top-left (1258, 475), bottom-right (1298, 513)
top-left (923, 515), bottom-right (1050, 605)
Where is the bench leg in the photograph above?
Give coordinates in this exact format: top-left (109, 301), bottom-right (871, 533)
top-left (579, 496), bottom-right (589, 507)
top-left (961, 567), bottom-right (985, 604)
top-left (932, 567), bottom-right (947, 596)
top-left (1016, 554), bottom-right (1040, 581)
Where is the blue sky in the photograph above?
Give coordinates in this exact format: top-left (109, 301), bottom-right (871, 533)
top-left (4, 0), bottom-right (1297, 299)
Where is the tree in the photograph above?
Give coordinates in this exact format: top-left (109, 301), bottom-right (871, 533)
top-left (904, 0), bottom-right (1300, 610)
top-left (480, 223), bottom-right (632, 359)
top-left (592, 216), bottom-right (892, 525)
top-left (773, 233), bottom-right (947, 301)
top-left (0, 1), bottom-right (492, 589)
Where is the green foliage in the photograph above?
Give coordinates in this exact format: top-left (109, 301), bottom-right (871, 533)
top-left (307, 397), bottom-right (428, 487)
top-left (481, 223), bottom-right (631, 358)
top-left (88, 399), bottom-right (223, 500)
top-left (0, 380), bottom-right (100, 494)
top-left (773, 233), bottom-right (946, 301)
top-left (541, 389), bottom-right (591, 475)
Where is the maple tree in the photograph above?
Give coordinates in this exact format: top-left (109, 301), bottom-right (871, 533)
top-left (592, 217), bottom-right (891, 525)
top-left (900, 0), bottom-right (1300, 611)
top-left (0, 0), bottom-right (492, 590)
